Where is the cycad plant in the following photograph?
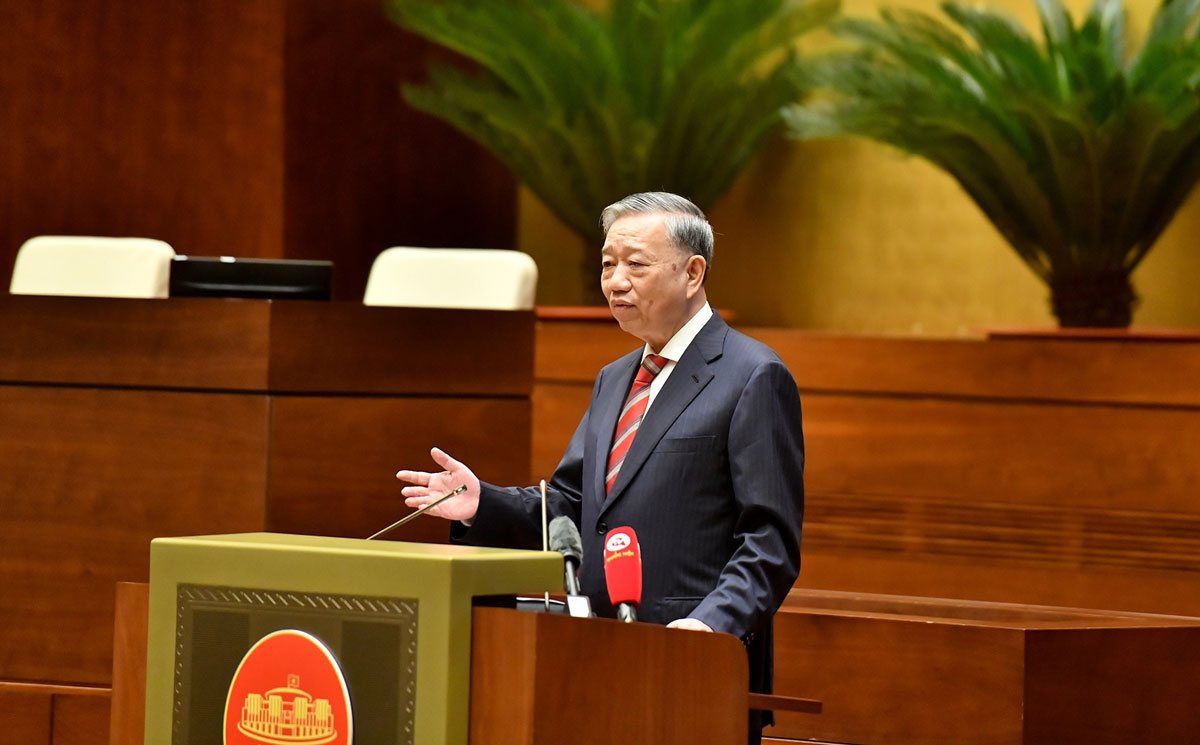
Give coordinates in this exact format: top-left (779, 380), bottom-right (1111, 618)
top-left (388, 0), bottom-right (838, 300)
top-left (785, 0), bottom-right (1200, 327)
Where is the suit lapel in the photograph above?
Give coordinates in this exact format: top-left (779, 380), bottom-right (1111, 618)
top-left (601, 314), bottom-right (727, 513)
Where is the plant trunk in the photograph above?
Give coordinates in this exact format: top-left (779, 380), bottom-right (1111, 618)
top-left (1048, 270), bottom-right (1137, 328)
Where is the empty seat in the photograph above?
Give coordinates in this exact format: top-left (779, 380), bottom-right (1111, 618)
top-left (10, 235), bottom-right (176, 299)
top-left (363, 247), bottom-right (538, 310)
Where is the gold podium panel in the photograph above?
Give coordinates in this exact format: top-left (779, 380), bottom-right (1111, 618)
top-left (146, 533), bottom-right (560, 745)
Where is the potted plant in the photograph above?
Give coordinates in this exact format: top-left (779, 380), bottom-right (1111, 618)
top-left (786, 0), bottom-right (1200, 327)
top-left (388, 0), bottom-right (837, 303)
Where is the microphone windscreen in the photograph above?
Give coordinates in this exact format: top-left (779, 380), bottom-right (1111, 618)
top-left (603, 526), bottom-right (642, 607)
top-left (548, 515), bottom-right (583, 563)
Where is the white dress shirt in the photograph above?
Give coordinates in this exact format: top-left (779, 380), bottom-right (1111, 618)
top-left (640, 302), bottom-right (713, 411)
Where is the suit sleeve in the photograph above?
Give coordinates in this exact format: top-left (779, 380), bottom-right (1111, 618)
top-left (449, 375), bottom-right (597, 548)
top-left (687, 358), bottom-right (804, 639)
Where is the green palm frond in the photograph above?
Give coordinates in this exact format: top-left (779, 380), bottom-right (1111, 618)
top-left (785, 0), bottom-right (1200, 325)
top-left (388, 0), bottom-right (838, 240)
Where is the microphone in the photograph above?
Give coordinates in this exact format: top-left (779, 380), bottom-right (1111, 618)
top-left (549, 517), bottom-right (591, 617)
top-left (603, 526), bottom-right (641, 623)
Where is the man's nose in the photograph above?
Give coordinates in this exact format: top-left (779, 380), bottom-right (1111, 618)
top-left (606, 266), bottom-right (633, 290)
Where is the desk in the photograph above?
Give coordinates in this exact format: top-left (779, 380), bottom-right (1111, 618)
top-left (768, 589), bottom-right (1200, 745)
top-left (0, 295), bottom-right (533, 688)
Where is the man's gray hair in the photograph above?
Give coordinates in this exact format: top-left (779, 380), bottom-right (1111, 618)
top-left (600, 192), bottom-right (714, 275)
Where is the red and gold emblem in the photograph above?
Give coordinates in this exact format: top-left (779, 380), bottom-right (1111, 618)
top-left (223, 630), bottom-right (352, 745)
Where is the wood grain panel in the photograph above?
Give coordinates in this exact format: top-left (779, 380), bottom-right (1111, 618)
top-left (535, 320), bottom-right (638, 383)
top-left (0, 688), bottom-right (50, 745)
top-left (469, 607), bottom-right (746, 745)
top-left (51, 694), bottom-right (111, 745)
top-left (268, 304), bottom-right (534, 395)
top-left (770, 611), bottom-right (1024, 745)
top-left (796, 551), bottom-right (1200, 618)
top-left (537, 321), bottom-right (1200, 406)
top-left (531, 382), bottom-right (591, 481)
top-left (803, 393), bottom-right (1200, 512)
top-left (769, 592), bottom-right (1200, 745)
top-left (469, 609), bottom-right (536, 744)
top-left (0, 296), bottom-right (271, 390)
top-left (0, 387), bottom-right (269, 684)
top-left (1024, 627), bottom-right (1200, 744)
top-left (757, 331), bottom-right (1200, 406)
top-left (0, 0), bottom-right (285, 276)
top-left (109, 584), bottom-right (148, 745)
top-left (268, 396), bottom-right (531, 543)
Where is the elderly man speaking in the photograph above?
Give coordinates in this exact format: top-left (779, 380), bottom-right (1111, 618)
top-left (396, 192), bottom-right (804, 743)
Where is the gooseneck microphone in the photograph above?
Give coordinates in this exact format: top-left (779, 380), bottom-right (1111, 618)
top-left (603, 526), bottom-right (642, 623)
top-left (549, 516), bottom-right (592, 617)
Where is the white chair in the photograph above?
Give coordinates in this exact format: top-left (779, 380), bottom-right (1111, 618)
top-left (9, 235), bottom-right (176, 299)
top-left (363, 247), bottom-right (538, 310)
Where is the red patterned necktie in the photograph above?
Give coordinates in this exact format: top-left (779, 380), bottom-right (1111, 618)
top-left (606, 354), bottom-right (669, 495)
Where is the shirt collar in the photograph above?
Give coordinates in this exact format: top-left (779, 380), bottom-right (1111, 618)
top-left (643, 302), bottom-right (713, 363)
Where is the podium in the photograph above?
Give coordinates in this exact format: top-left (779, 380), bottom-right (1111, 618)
top-left (143, 533), bottom-right (750, 745)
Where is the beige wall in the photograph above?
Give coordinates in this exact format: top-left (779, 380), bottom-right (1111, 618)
top-left (519, 0), bottom-right (1200, 335)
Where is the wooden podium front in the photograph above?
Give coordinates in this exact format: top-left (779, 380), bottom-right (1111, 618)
top-left (0, 296), bottom-right (533, 711)
top-left (127, 533), bottom-right (748, 745)
top-left (468, 607), bottom-right (748, 744)
top-left (112, 585), bottom-right (750, 745)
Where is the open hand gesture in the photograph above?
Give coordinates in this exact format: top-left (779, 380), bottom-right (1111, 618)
top-left (395, 447), bottom-right (481, 522)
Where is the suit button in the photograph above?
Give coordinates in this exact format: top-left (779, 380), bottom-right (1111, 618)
top-left (597, 522), bottom-right (608, 534)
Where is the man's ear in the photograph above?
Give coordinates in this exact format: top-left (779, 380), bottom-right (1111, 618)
top-left (685, 255), bottom-right (707, 297)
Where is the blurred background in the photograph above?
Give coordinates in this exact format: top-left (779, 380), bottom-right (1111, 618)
top-left (6, 0), bottom-right (1196, 335)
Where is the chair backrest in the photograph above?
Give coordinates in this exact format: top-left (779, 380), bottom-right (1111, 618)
top-left (363, 247), bottom-right (538, 310)
top-left (10, 236), bottom-right (176, 299)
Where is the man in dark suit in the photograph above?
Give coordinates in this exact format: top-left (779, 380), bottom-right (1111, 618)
top-left (396, 192), bottom-right (804, 743)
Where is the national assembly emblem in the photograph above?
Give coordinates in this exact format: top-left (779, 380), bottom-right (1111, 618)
top-left (223, 630), bottom-right (353, 745)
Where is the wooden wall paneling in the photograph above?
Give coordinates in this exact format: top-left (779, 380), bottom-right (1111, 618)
top-left (531, 318), bottom-right (634, 478)
top-left (0, 683), bottom-right (110, 745)
top-left (752, 331), bottom-right (1200, 406)
top-left (802, 394), bottom-right (1200, 512)
top-left (0, 687), bottom-right (51, 745)
top-left (535, 319), bottom-right (638, 383)
top-left (0, 387), bottom-right (269, 685)
top-left (268, 396), bottom-right (531, 543)
top-left (0, 296), bottom-right (271, 390)
top-left (268, 304), bottom-right (534, 395)
top-left (0, 0), bottom-right (286, 277)
top-left (109, 583), bottom-right (148, 745)
top-left (283, 0), bottom-right (516, 301)
top-left (51, 693), bottom-right (111, 745)
top-left (530, 381), bottom-right (592, 481)
top-left (797, 551), bottom-right (1200, 618)
top-left (534, 322), bottom-right (1200, 407)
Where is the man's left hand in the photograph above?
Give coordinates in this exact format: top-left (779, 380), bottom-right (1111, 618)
top-left (666, 618), bottom-right (713, 632)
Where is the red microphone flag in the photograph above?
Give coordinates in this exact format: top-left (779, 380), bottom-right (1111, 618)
top-left (603, 526), bottom-right (642, 608)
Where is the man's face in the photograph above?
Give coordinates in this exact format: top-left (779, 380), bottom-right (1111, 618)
top-left (600, 213), bottom-right (703, 350)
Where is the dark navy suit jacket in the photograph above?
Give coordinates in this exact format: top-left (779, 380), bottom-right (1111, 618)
top-left (453, 313), bottom-right (804, 705)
